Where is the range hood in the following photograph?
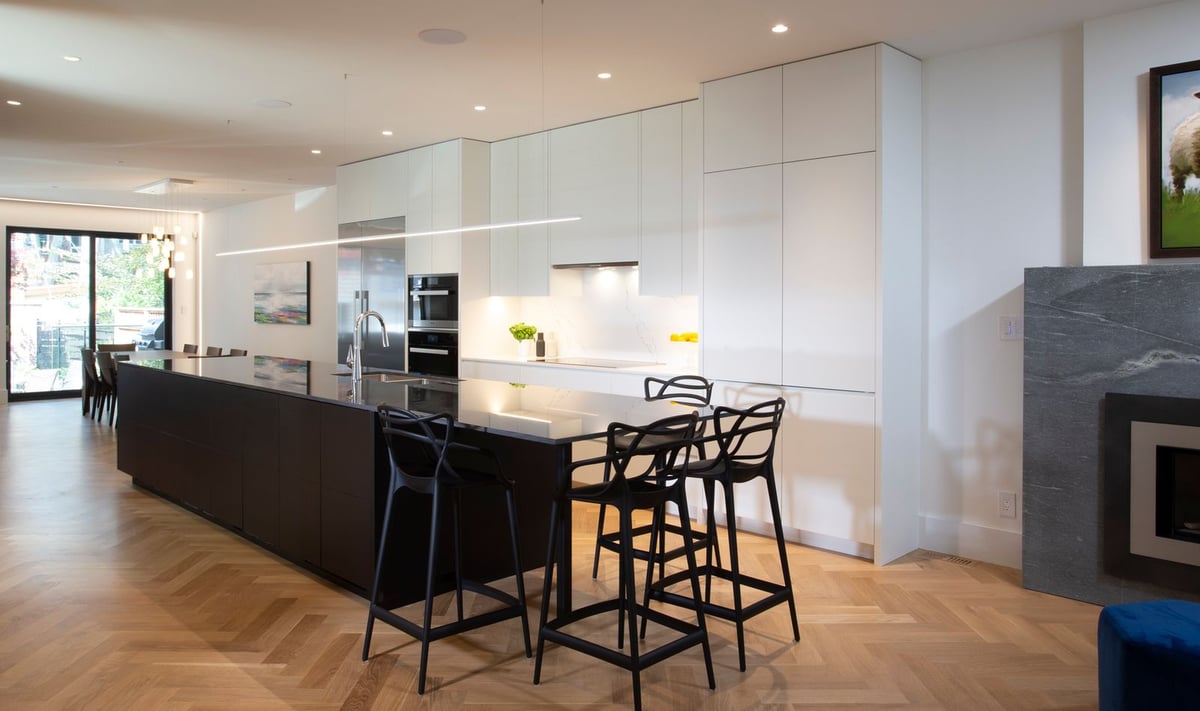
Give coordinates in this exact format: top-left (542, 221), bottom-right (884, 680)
top-left (551, 261), bottom-right (638, 270)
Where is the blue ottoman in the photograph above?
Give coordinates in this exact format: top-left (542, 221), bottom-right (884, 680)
top-left (1098, 599), bottom-right (1200, 711)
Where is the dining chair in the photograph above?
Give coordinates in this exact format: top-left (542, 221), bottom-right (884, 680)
top-left (363, 406), bottom-right (531, 694)
top-left (534, 411), bottom-right (714, 711)
top-left (79, 348), bottom-right (102, 417)
top-left (95, 351), bottom-right (120, 425)
top-left (97, 342), bottom-right (136, 352)
top-left (228, 348), bottom-right (247, 356)
top-left (644, 398), bottom-right (799, 672)
top-left (182, 343), bottom-right (198, 354)
top-left (205, 346), bottom-right (222, 356)
top-left (592, 374), bottom-right (718, 579)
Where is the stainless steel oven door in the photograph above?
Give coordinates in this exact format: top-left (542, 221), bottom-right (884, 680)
top-left (407, 330), bottom-right (458, 378)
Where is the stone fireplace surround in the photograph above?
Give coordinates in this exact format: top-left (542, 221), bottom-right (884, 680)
top-left (1024, 265), bottom-right (1200, 605)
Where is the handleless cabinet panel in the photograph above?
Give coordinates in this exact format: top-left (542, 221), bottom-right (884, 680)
top-left (783, 46), bottom-right (877, 162)
top-left (367, 151), bottom-right (409, 220)
top-left (702, 66), bottom-right (782, 173)
top-left (701, 164), bottom-right (782, 385)
top-left (549, 113), bottom-right (639, 266)
top-left (490, 138), bottom-right (520, 295)
top-left (782, 153), bottom-right (876, 392)
top-left (680, 99), bottom-right (701, 294)
top-left (517, 132), bottom-right (550, 295)
top-left (639, 103), bottom-right (683, 296)
top-left (337, 161), bottom-right (372, 224)
top-left (431, 140), bottom-right (462, 274)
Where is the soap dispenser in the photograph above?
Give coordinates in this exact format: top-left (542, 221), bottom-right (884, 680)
top-left (535, 332), bottom-right (546, 360)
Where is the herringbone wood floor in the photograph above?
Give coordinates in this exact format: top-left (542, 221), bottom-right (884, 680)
top-left (0, 399), bottom-right (1100, 709)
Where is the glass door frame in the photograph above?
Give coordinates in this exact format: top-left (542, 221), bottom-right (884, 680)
top-left (5, 226), bottom-right (173, 402)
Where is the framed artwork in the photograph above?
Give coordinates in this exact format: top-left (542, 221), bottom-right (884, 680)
top-left (1149, 59), bottom-right (1200, 258)
top-left (253, 261), bottom-right (309, 324)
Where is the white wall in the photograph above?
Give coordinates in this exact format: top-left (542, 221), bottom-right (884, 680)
top-left (1082, 0), bottom-right (1200, 265)
top-left (200, 188), bottom-right (337, 362)
top-left (921, 29), bottom-right (1084, 567)
top-left (1, 199), bottom-right (199, 398)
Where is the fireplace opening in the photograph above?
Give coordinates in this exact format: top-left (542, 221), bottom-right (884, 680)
top-left (1157, 445), bottom-right (1200, 544)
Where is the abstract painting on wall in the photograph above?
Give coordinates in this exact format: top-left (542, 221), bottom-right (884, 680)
top-left (253, 261), bottom-right (309, 324)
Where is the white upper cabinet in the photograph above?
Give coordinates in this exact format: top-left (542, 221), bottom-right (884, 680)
top-left (638, 103), bottom-right (683, 296)
top-left (680, 100), bottom-right (700, 294)
top-left (367, 151), bottom-right (408, 219)
top-left (406, 145), bottom-right (433, 235)
top-left (549, 113), bottom-right (639, 266)
top-left (336, 161), bottom-right (372, 224)
top-left (702, 65), bottom-right (782, 173)
top-left (406, 142), bottom-right (461, 275)
top-left (517, 133), bottom-right (550, 294)
top-left (490, 137), bottom-right (520, 295)
top-left (701, 164), bottom-right (782, 385)
top-left (783, 46), bottom-right (877, 162)
top-left (782, 153), bottom-right (876, 392)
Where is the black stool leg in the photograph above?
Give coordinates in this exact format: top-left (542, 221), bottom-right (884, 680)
top-left (619, 506), bottom-right (643, 711)
top-left (676, 491), bottom-right (716, 690)
top-left (453, 488), bottom-right (465, 622)
top-left (702, 479), bottom-right (718, 603)
top-left (763, 472), bottom-right (800, 643)
top-left (533, 498), bottom-right (561, 684)
top-left (639, 505), bottom-right (665, 640)
top-left (362, 488), bottom-right (397, 661)
top-left (592, 502), bottom-right (608, 579)
top-left (722, 478), bottom-right (748, 672)
top-left (417, 485), bottom-right (444, 694)
top-left (505, 487), bottom-right (532, 657)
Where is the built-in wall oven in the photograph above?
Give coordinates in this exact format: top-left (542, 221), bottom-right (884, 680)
top-left (408, 274), bottom-right (458, 330)
top-left (407, 330), bottom-right (459, 379)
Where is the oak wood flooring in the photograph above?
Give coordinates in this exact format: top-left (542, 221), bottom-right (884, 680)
top-left (0, 399), bottom-right (1100, 709)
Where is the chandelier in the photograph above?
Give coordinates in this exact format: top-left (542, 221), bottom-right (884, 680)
top-left (134, 178), bottom-right (194, 280)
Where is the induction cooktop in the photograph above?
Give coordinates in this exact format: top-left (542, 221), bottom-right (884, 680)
top-left (541, 357), bottom-right (662, 369)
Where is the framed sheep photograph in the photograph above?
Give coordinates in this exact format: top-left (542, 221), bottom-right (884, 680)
top-left (1150, 59), bottom-right (1200, 258)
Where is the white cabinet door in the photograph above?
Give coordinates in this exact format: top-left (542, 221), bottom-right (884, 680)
top-left (783, 46), bottom-right (876, 162)
top-left (782, 153), bottom-right (876, 392)
top-left (549, 113), bottom-right (639, 266)
top-left (680, 99), bottom-right (700, 295)
top-left (701, 165), bottom-right (782, 385)
top-left (406, 145), bottom-right (434, 274)
top-left (517, 132), bottom-right (550, 295)
top-left (702, 66), bottom-right (782, 173)
top-left (490, 138), bottom-right (520, 295)
top-left (639, 104), bottom-right (683, 296)
top-left (367, 151), bottom-right (408, 220)
top-left (336, 161), bottom-right (372, 224)
top-left (431, 141), bottom-right (461, 273)
top-left (777, 387), bottom-right (875, 546)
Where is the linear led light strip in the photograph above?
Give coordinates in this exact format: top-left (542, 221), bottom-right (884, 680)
top-left (215, 216), bottom-right (581, 257)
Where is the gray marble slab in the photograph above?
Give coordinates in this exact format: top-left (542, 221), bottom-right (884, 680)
top-left (1024, 264), bottom-right (1200, 605)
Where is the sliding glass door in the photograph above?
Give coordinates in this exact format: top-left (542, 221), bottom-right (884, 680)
top-left (6, 227), bottom-right (169, 400)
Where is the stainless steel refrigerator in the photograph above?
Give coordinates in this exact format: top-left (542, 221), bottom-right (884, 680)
top-left (337, 218), bottom-right (406, 371)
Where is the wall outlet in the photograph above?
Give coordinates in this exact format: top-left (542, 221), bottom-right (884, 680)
top-left (999, 315), bottom-right (1024, 341)
top-left (999, 491), bottom-right (1017, 518)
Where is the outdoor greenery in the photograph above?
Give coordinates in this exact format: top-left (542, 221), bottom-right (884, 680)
top-left (96, 241), bottom-right (164, 318)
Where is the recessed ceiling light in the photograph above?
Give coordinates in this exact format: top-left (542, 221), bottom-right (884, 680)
top-left (474, 105), bottom-right (486, 112)
top-left (597, 72), bottom-right (612, 80)
top-left (311, 149), bottom-right (322, 155)
top-left (381, 130), bottom-right (393, 136)
top-left (254, 98), bottom-right (292, 109)
top-left (6, 100), bottom-right (21, 106)
top-left (771, 23), bottom-right (788, 33)
top-left (418, 28), bottom-right (467, 45)
top-left (63, 55), bottom-right (82, 62)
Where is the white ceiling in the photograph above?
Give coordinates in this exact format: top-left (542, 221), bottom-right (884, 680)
top-left (0, 0), bottom-right (1169, 213)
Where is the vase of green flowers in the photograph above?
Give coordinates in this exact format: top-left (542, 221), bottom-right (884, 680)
top-left (509, 322), bottom-right (537, 360)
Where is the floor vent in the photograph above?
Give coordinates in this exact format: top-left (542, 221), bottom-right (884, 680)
top-left (940, 555), bottom-right (976, 567)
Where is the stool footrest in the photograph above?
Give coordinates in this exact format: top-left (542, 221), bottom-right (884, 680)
top-left (541, 601), bottom-right (708, 672)
top-left (596, 522), bottom-right (716, 561)
top-left (652, 566), bottom-right (791, 623)
top-left (368, 580), bottom-right (524, 643)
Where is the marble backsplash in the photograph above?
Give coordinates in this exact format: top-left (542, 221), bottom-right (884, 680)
top-left (1024, 264), bottom-right (1200, 605)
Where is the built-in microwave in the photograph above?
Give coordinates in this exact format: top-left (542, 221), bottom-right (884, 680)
top-left (408, 274), bottom-right (458, 330)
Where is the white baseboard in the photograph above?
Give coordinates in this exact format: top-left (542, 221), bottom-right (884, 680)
top-left (919, 514), bottom-right (1022, 569)
top-left (678, 504), bottom-right (874, 561)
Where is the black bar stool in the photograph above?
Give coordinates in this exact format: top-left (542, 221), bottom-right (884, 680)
top-left (645, 398), bottom-right (799, 671)
top-left (591, 375), bottom-right (720, 580)
top-left (534, 411), bottom-right (715, 711)
top-left (363, 406), bottom-right (532, 694)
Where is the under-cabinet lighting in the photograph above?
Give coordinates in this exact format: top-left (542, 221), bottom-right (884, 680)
top-left (494, 411), bottom-right (554, 424)
top-left (215, 215), bottom-right (582, 256)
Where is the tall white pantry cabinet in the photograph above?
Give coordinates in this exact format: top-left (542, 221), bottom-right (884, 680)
top-left (700, 44), bottom-right (922, 563)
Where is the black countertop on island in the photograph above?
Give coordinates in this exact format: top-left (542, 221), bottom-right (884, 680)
top-left (121, 354), bottom-right (697, 445)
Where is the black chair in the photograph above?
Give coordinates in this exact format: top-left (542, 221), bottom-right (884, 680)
top-left (182, 343), bottom-right (198, 354)
top-left (592, 375), bottom-right (719, 579)
top-left (95, 351), bottom-right (120, 425)
top-left (228, 348), bottom-right (248, 356)
top-left (646, 398), bottom-right (799, 672)
top-left (97, 342), bottom-right (136, 352)
top-left (80, 348), bottom-right (101, 416)
top-left (534, 412), bottom-right (715, 711)
top-left (205, 346), bottom-right (222, 356)
top-left (363, 406), bottom-right (531, 694)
